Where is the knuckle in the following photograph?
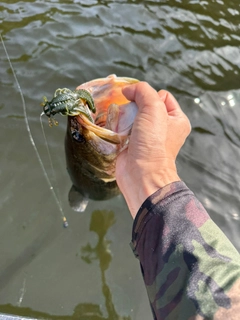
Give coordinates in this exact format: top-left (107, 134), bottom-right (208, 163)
top-left (184, 116), bottom-right (192, 135)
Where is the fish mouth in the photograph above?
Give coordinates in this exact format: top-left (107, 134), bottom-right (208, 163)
top-left (76, 112), bottom-right (124, 145)
top-left (74, 75), bottom-right (139, 146)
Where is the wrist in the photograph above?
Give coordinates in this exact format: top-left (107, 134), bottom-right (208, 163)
top-left (121, 169), bottom-right (181, 219)
top-left (140, 172), bottom-right (181, 201)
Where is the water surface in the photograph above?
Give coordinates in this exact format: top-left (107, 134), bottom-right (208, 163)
top-left (0, 1), bottom-right (240, 319)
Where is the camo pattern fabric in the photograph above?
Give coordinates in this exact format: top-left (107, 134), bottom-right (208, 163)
top-left (131, 181), bottom-right (240, 320)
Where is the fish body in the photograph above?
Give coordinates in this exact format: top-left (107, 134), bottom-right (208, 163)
top-left (63, 75), bottom-right (139, 210)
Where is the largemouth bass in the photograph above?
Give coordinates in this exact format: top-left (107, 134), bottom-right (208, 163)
top-left (42, 75), bottom-right (139, 211)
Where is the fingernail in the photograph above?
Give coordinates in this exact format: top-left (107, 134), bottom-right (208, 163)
top-left (158, 90), bottom-right (167, 101)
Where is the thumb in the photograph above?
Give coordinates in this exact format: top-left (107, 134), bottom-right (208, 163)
top-left (123, 82), bottom-right (167, 116)
top-left (158, 90), bottom-right (183, 116)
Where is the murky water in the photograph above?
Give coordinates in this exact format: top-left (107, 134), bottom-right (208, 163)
top-left (0, 1), bottom-right (240, 319)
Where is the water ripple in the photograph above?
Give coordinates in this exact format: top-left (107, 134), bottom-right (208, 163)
top-left (1, 1), bottom-right (240, 317)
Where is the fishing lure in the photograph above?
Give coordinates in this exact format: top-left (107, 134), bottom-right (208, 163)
top-left (42, 88), bottom-right (96, 126)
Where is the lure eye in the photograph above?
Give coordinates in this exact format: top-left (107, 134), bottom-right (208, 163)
top-left (43, 104), bottom-right (51, 117)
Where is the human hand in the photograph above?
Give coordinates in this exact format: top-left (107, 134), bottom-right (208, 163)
top-left (116, 82), bottom-right (191, 218)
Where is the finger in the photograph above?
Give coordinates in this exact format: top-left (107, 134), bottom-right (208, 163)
top-left (158, 90), bottom-right (182, 115)
top-left (123, 82), bottom-right (168, 152)
top-left (123, 82), bottom-right (167, 114)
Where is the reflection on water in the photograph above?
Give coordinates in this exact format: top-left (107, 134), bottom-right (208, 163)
top-left (81, 210), bottom-right (131, 320)
top-left (0, 0), bottom-right (240, 319)
top-left (0, 210), bottom-right (130, 320)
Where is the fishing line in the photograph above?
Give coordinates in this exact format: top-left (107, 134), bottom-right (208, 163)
top-left (0, 33), bottom-right (68, 228)
top-left (39, 113), bottom-right (57, 181)
top-left (39, 113), bottom-right (64, 209)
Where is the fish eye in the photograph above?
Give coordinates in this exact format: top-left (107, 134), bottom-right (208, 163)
top-left (72, 130), bottom-right (84, 143)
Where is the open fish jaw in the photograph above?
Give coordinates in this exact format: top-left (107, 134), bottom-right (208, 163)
top-left (75, 75), bottom-right (139, 149)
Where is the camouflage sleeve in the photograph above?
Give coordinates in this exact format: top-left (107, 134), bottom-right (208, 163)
top-left (130, 181), bottom-right (240, 320)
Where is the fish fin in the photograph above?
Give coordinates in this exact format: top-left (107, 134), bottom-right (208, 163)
top-left (68, 185), bottom-right (89, 212)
